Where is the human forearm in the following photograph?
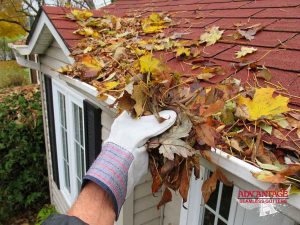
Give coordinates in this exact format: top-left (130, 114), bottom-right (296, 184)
top-left (68, 182), bottom-right (115, 225)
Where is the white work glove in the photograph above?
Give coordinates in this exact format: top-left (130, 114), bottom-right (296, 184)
top-left (83, 110), bottom-right (176, 219)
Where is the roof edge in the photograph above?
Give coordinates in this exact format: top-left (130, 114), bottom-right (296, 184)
top-left (26, 7), bottom-right (44, 45)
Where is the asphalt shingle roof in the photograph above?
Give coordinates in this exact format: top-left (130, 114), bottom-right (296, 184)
top-left (41, 0), bottom-right (300, 107)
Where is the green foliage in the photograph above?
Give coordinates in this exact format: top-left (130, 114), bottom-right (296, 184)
top-left (35, 205), bottom-right (58, 225)
top-left (0, 60), bottom-right (29, 88)
top-left (0, 85), bottom-right (48, 224)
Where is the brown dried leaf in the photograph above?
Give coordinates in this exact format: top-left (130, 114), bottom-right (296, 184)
top-left (202, 168), bottom-right (232, 203)
top-left (157, 188), bottom-right (172, 209)
top-left (131, 82), bottom-right (148, 117)
top-left (179, 161), bottom-right (191, 203)
top-left (273, 129), bottom-right (288, 141)
top-left (256, 68), bottom-right (272, 81)
top-left (200, 100), bottom-right (225, 117)
top-left (116, 91), bottom-right (135, 112)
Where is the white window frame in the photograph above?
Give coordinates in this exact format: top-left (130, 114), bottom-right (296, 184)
top-left (180, 166), bottom-right (239, 225)
top-left (52, 79), bottom-right (86, 206)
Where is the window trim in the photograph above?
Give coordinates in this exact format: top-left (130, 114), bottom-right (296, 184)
top-left (52, 80), bottom-right (86, 205)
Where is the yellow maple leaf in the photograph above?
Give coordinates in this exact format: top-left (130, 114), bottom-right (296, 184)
top-left (74, 27), bottom-right (99, 38)
top-left (139, 54), bottom-right (161, 74)
top-left (103, 81), bottom-right (120, 90)
top-left (81, 55), bottom-right (105, 70)
top-left (70, 9), bottom-right (93, 21)
top-left (200, 26), bottom-right (224, 46)
top-left (57, 65), bottom-right (73, 74)
top-left (176, 47), bottom-right (190, 57)
top-left (235, 46), bottom-right (257, 58)
top-left (141, 13), bottom-right (169, 34)
top-left (237, 88), bottom-right (290, 121)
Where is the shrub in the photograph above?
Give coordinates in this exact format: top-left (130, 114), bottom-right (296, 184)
top-left (0, 60), bottom-right (30, 89)
top-left (35, 205), bottom-right (58, 225)
top-left (0, 85), bottom-right (48, 224)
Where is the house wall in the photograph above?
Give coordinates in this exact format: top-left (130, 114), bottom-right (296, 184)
top-left (39, 40), bottom-right (164, 225)
top-left (163, 191), bottom-right (182, 225)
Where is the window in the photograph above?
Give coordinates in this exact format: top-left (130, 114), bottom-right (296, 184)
top-left (180, 166), bottom-right (297, 225)
top-left (200, 172), bottom-right (234, 225)
top-left (52, 80), bottom-right (85, 205)
top-left (180, 166), bottom-right (238, 225)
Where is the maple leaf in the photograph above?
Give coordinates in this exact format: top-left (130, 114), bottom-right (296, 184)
top-left (74, 27), bottom-right (99, 38)
top-left (159, 139), bottom-right (194, 160)
top-left (175, 47), bottom-right (191, 57)
top-left (199, 26), bottom-right (224, 46)
top-left (141, 13), bottom-right (170, 34)
top-left (139, 54), bottom-right (161, 74)
top-left (237, 88), bottom-right (290, 121)
top-left (160, 114), bottom-right (193, 141)
top-left (81, 55), bottom-right (104, 71)
top-left (131, 82), bottom-right (148, 117)
top-left (57, 65), bottom-right (73, 74)
top-left (158, 115), bottom-right (194, 160)
top-left (67, 9), bottom-right (93, 21)
top-left (235, 46), bottom-right (257, 58)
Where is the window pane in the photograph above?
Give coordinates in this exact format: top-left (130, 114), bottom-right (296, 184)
top-left (72, 103), bottom-right (85, 193)
top-left (219, 184), bottom-right (233, 219)
top-left (59, 92), bottom-right (67, 128)
top-left (79, 107), bottom-right (84, 145)
top-left (74, 104), bottom-right (80, 142)
top-left (203, 208), bottom-right (215, 225)
top-left (217, 219), bottom-right (227, 225)
top-left (207, 180), bottom-right (220, 210)
top-left (64, 160), bottom-right (70, 192)
top-left (81, 147), bottom-right (85, 176)
top-left (76, 143), bottom-right (82, 179)
top-left (77, 178), bottom-right (81, 193)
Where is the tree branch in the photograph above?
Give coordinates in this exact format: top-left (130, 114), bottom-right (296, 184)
top-left (0, 18), bottom-right (30, 32)
top-left (83, 0), bottom-right (95, 9)
top-left (23, 0), bottom-right (38, 14)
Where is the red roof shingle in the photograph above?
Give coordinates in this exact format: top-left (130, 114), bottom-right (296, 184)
top-left (40, 0), bottom-right (300, 102)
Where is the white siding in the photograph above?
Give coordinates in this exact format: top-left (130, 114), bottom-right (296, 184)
top-left (133, 174), bottom-right (163, 225)
top-left (40, 40), bottom-right (164, 225)
top-left (51, 182), bottom-right (69, 213)
top-left (163, 191), bottom-right (182, 225)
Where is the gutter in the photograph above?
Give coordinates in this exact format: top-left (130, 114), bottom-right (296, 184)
top-left (10, 42), bottom-right (300, 222)
top-left (8, 44), bottom-right (40, 71)
top-left (202, 148), bottom-right (300, 222)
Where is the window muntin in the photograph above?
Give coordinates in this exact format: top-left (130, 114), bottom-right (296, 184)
top-left (58, 92), bottom-right (71, 192)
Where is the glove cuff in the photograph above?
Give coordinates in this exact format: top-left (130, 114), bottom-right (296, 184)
top-left (83, 142), bottom-right (134, 219)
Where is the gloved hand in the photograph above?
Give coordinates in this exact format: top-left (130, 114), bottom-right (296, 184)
top-left (83, 110), bottom-right (177, 219)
